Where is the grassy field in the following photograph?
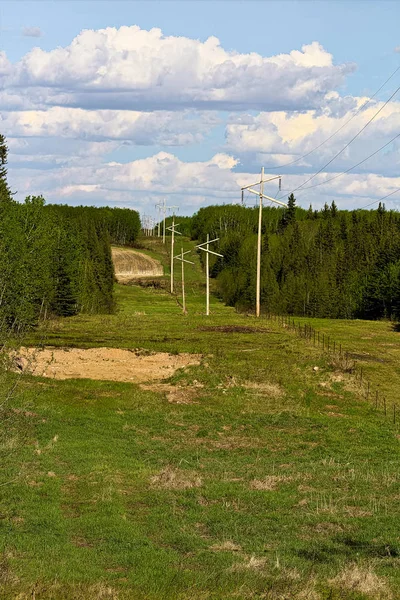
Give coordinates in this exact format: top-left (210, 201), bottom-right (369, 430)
top-left (274, 315), bottom-right (400, 413)
top-left (1, 238), bottom-right (399, 599)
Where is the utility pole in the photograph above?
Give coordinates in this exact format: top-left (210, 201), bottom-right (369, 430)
top-left (174, 248), bottom-right (194, 314)
top-left (155, 203), bottom-right (162, 237)
top-left (156, 198), bottom-right (167, 243)
top-left (240, 169), bottom-right (286, 317)
top-left (157, 199), bottom-right (178, 244)
top-left (196, 235), bottom-right (224, 316)
top-left (166, 215), bottom-right (181, 293)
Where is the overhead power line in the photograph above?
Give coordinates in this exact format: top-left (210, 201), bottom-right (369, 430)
top-left (262, 64), bottom-right (400, 171)
top-left (358, 187), bottom-right (400, 210)
top-left (293, 130), bottom-right (400, 195)
top-left (278, 81), bottom-right (400, 199)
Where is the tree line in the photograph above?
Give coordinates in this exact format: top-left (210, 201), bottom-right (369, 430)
top-left (190, 197), bottom-right (400, 320)
top-left (0, 135), bottom-right (141, 332)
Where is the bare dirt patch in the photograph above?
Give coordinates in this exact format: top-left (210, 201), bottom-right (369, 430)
top-left (112, 247), bottom-right (163, 281)
top-left (12, 347), bottom-right (201, 384)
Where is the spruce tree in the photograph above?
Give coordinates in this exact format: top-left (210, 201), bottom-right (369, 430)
top-left (287, 193), bottom-right (297, 224)
top-left (0, 134), bottom-right (12, 202)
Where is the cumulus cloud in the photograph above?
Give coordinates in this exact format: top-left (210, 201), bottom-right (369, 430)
top-left (225, 95), bottom-right (400, 176)
top-left (0, 107), bottom-right (218, 146)
top-left (7, 150), bottom-right (400, 214)
top-left (22, 26), bottom-right (43, 38)
top-left (1, 26), bottom-right (353, 112)
top-left (2, 25), bottom-right (397, 211)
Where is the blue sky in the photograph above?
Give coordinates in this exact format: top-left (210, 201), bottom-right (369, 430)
top-left (0, 0), bottom-right (399, 215)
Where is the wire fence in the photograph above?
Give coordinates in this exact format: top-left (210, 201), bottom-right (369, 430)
top-left (265, 313), bottom-right (398, 427)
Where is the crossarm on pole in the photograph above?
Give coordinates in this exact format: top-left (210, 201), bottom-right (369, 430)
top-left (198, 247), bottom-right (224, 258)
top-left (241, 175), bottom-right (281, 191)
top-left (195, 238), bottom-right (220, 249)
top-left (246, 188), bottom-right (287, 207)
top-left (175, 257), bottom-right (195, 265)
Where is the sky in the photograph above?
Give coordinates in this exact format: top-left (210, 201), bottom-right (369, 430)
top-left (0, 0), bottom-right (400, 217)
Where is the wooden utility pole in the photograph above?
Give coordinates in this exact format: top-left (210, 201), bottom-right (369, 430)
top-left (170, 214), bottom-right (175, 292)
top-left (174, 248), bottom-right (194, 314)
top-left (256, 168), bottom-right (264, 319)
top-left (181, 247), bottom-right (186, 313)
top-left (167, 215), bottom-right (181, 293)
top-left (155, 199), bottom-right (168, 244)
top-left (240, 170), bottom-right (286, 317)
top-left (196, 236), bottom-right (223, 316)
top-left (206, 234), bottom-right (210, 316)
top-left (155, 203), bottom-right (162, 237)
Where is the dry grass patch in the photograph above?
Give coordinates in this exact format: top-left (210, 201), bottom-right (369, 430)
top-left (242, 381), bottom-right (285, 398)
top-left (210, 540), bottom-right (242, 552)
top-left (231, 555), bottom-right (268, 572)
top-left (150, 466), bottom-right (202, 490)
top-left (330, 563), bottom-right (393, 599)
top-left (250, 474), bottom-right (293, 491)
top-left (140, 383), bottom-right (200, 404)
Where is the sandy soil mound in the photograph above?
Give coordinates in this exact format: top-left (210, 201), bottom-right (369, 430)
top-left (13, 347), bottom-right (201, 383)
top-left (112, 248), bottom-right (163, 281)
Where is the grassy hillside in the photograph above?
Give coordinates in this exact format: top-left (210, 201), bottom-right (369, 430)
top-left (1, 237), bottom-right (399, 599)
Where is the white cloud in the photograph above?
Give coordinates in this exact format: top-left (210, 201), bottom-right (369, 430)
top-left (225, 96), bottom-right (400, 175)
top-left (0, 107), bottom-right (218, 146)
top-left (1, 26), bottom-right (353, 112)
top-left (7, 151), bottom-right (400, 214)
top-left (22, 26), bottom-right (43, 38)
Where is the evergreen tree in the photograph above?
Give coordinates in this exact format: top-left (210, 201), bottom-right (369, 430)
top-left (287, 193), bottom-right (297, 224)
top-left (0, 134), bottom-right (11, 202)
top-left (322, 202), bottom-right (330, 219)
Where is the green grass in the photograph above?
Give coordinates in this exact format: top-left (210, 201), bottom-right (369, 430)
top-left (282, 315), bottom-right (400, 410)
top-left (1, 237), bottom-right (400, 599)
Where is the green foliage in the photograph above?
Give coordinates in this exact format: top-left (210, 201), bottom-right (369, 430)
top-left (190, 202), bottom-right (400, 320)
top-left (0, 135), bottom-right (142, 331)
top-left (163, 215), bottom-right (193, 237)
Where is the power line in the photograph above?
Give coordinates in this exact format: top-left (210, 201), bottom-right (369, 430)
top-left (261, 65), bottom-right (400, 171)
top-left (278, 80), bottom-right (400, 199)
top-left (358, 187), bottom-right (400, 210)
top-left (293, 130), bottom-right (400, 194)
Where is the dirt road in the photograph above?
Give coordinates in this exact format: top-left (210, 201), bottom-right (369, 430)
top-left (112, 247), bottom-right (163, 282)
